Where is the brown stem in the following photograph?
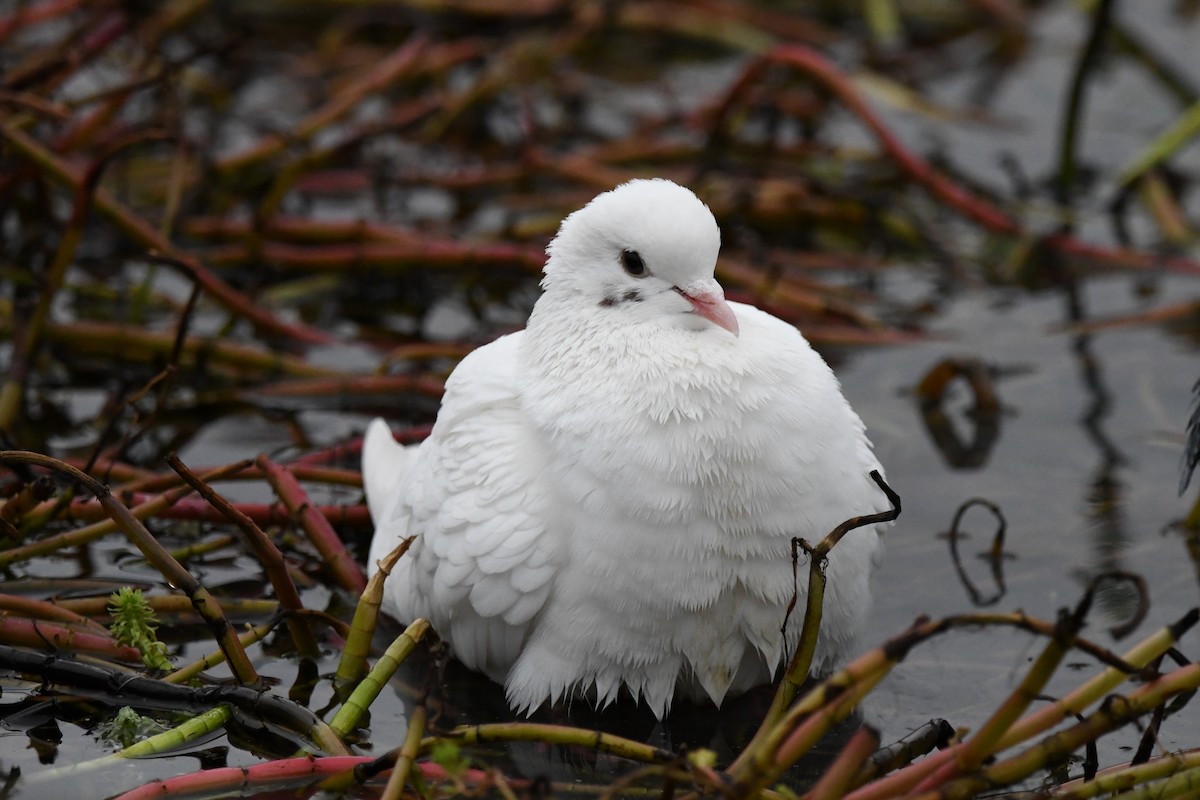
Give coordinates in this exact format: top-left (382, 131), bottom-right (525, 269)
top-left (0, 475), bottom-right (55, 530)
top-left (0, 616), bottom-right (141, 662)
top-left (202, 238), bottom-right (545, 274)
top-left (805, 725), bottom-right (880, 800)
top-left (167, 453), bottom-right (320, 658)
top-left (0, 451), bottom-right (260, 685)
top-left (216, 34), bottom-right (430, 175)
top-left (53, 595), bottom-right (280, 620)
top-left (0, 593), bottom-right (109, 633)
top-left (257, 456), bottom-right (367, 593)
top-left (18, 494), bottom-right (370, 533)
top-left (0, 122), bottom-right (332, 345)
top-left (4, 461), bottom-right (253, 564)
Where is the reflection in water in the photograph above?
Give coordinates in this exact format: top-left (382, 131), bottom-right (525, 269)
top-left (945, 498), bottom-right (1008, 607)
top-left (915, 357), bottom-right (1002, 469)
top-left (1176, 381), bottom-right (1200, 584)
top-left (1180, 379), bottom-right (1200, 497)
top-left (1062, 278), bottom-right (1137, 624)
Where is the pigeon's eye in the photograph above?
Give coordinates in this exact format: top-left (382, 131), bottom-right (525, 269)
top-left (621, 249), bottom-right (647, 277)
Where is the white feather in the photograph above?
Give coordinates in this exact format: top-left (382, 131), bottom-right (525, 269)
top-left (361, 418), bottom-right (412, 534)
top-left (364, 179), bottom-right (891, 719)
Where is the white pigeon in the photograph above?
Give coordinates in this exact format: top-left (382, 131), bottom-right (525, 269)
top-left (364, 178), bottom-right (890, 719)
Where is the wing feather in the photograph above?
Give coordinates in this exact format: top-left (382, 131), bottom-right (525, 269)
top-left (368, 332), bottom-right (560, 680)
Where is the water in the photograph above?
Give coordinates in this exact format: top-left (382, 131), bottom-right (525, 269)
top-left (3, 0), bottom-right (1200, 797)
top-left (849, 273), bottom-right (1199, 757)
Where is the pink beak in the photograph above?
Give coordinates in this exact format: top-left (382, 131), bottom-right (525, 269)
top-left (677, 280), bottom-right (739, 336)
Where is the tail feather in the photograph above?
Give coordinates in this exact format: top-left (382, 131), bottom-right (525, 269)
top-left (362, 418), bottom-right (413, 525)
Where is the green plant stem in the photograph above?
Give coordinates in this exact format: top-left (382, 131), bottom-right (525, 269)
top-left (738, 472), bottom-right (899, 769)
top-left (912, 608), bottom-right (1085, 790)
top-left (328, 618), bottom-right (429, 737)
top-left (997, 608), bottom-right (1196, 750)
top-left (434, 722), bottom-right (674, 764)
top-left (863, 0), bottom-right (902, 48)
top-left (0, 50), bottom-right (126, 435)
top-left (163, 621), bottom-right (277, 684)
top-left (335, 537), bottom-right (414, 690)
top-left (1118, 99), bottom-right (1200, 187)
top-left (733, 655), bottom-right (891, 797)
top-left (27, 705), bottom-right (233, 784)
top-left (910, 662), bottom-right (1200, 800)
top-left (1047, 749), bottom-right (1200, 798)
top-left (830, 608), bottom-right (1197, 800)
top-left (382, 704), bottom-right (426, 800)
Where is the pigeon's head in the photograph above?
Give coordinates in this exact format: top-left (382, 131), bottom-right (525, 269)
top-left (542, 178), bottom-right (738, 336)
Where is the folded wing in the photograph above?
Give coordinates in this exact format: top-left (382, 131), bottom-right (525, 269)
top-left (366, 332), bottom-right (560, 681)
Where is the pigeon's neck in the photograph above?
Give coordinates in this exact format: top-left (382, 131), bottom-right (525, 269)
top-left (523, 291), bottom-right (723, 383)
top-left (519, 290), bottom-right (757, 436)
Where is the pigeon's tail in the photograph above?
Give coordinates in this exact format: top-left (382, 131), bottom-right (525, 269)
top-left (362, 418), bottom-right (414, 524)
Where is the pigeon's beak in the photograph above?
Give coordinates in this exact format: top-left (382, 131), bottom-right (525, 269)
top-left (676, 280), bottom-right (739, 337)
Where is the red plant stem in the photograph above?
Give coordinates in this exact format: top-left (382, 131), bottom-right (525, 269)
top-left (111, 464), bottom-right (363, 496)
top-left (744, 45), bottom-right (1020, 234)
top-left (202, 239), bottom-right (545, 273)
top-left (216, 34), bottom-right (430, 174)
top-left (0, 88), bottom-right (71, 119)
top-left (9, 457), bottom-right (248, 534)
top-left (751, 319), bottom-right (926, 346)
top-left (712, 44), bottom-right (1200, 277)
top-left (213, 37), bottom-right (484, 179)
top-left (167, 453), bottom-right (320, 658)
top-left (110, 756), bottom-right (491, 800)
top-left (288, 425), bottom-right (433, 467)
top-left (526, 147), bottom-right (631, 191)
top-left (0, 476), bottom-right (56, 528)
top-left (0, 617), bottom-right (142, 662)
top-left (257, 457), bottom-right (368, 593)
top-left (52, 595), bottom-right (280, 620)
top-left (0, 593), bottom-right (109, 633)
top-left (5, 10), bottom-right (127, 95)
top-left (12, 317), bottom-right (338, 377)
top-left (805, 724), bottom-right (880, 800)
top-left (0, 122), bottom-right (332, 345)
top-left (0, 0), bottom-right (80, 38)
top-left (61, 457), bottom-right (154, 485)
top-left (186, 215), bottom-right (422, 244)
top-left (40, 495), bottom-right (371, 529)
top-left (1042, 231), bottom-right (1200, 275)
top-left (718, 257), bottom-right (885, 329)
top-left (0, 450), bottom-right (265, 685)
